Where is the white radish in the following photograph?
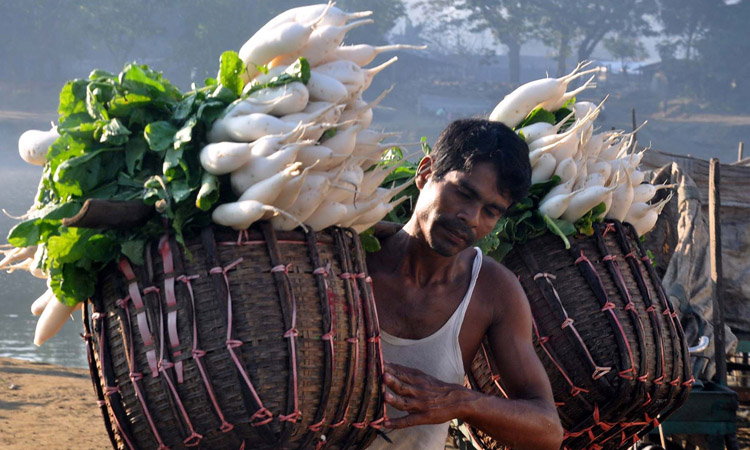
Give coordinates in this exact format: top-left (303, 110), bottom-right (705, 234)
top-left (554, 157), bottom-right (578, 183)
top-left (207, 112), bottom-right (297, 143)
top-left (199, 142), bottom-right (252, 175)
top-left (313, 60), bottom-right (365, 96)
top-left (560, 185), bottom-right (616, 222)
top-left (296, 144), bottom-right (346, 170)
top-left (582, 132), bottom-right (606, 160)
top-left (489, 62), bottom-right (600, 127)
top-left (630, 170), bottom-right (646, 187)
top-left (359, 56), bottom-right (399, 94)
top-left (0, 245), bottom-right (37, 271)
top-left (301, 19), bottom-right (374, 66)
top-left (325, 44), bottom-right (426, 66)
top-left (281, 101), bottom-right (342, 127)
top-left (605, 169), bottom-right (634, 221)
top-left (307, 70), bottom-right (350, 103)
top-left (243, 66), bottom-right (287, 91)
top-left (257, 4), bottom-right (372, 34)
top-left (627, 194), bottom-right (673, 235)
top-left (281, 103), bottom-right (344, 129)
top-left (350, 196), bottom-right (409, 232)
top-left (230, 142), bottom-right (303, 194)
top-left (591, 160), bottom-right (612, 181)
top-left (304, 201), bottom-right (349, 231)
top-left (18, 126), bottom-right (59, 166)
top-left (632, 183), bottom-right (676, 203)
top-left (213, 200), bottom-right (302, 230)
top-left (34, 299), bottom-right (79, 346)
top-left (541, 178), bottom-right (576, 203)
top-left (339, 86), bottom-right (392, 129)
top-left (574, 101), bottom-right (598, 120)
top-left (238, 4), bottom-right (331, 82)
top-left (273, 163), bottom-right (317, 211)
top-left (225, 89), bottom-right (294, 118)
top-left (238, 162), bottom-right (303, 205)
top-left (583, 173), bottom-right (606, 188)
top-left (517, 110), bottom-right (575, 144)
top-left (527, 101), bottom-right (601, 152)
top-left (319, 121), bottom-right (363, 157)
top-left (359, 162), bottom-right (405, 197)
top-left (272, 185), bottom-right (332, 230)
top-left (531, 153), bottom-right (557, 184)
top-left (31, 289), bottom-right (54, 316)
top-left (248, 126), bottom-right (306, 157)
top-left (537, 74), bottom-right (597, 112)
top-left (538, 190), bottom-right (580, 219)
top-left (261, 82), bottom-right (310, 116)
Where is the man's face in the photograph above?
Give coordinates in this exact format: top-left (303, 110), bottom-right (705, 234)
top-left (414, 160), bottom-right (512, 257)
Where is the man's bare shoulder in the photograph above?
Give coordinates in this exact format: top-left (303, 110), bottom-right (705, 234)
top-left (474, 255), bottom-right (530, 322)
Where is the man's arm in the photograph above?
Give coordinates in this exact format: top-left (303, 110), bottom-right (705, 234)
top-left (383, 263), bottom-right (563, 450)
top-left (460, 263), bottom-right (563, 449)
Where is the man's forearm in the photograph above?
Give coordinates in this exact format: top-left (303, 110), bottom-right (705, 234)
top-left (457, 388), bottom-right (563, 450)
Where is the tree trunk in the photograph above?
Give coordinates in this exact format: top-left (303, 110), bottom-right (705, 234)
top-left (556, 31), bottom-right (571, 77)
top-left (507, 39), bottom-right (521, 85)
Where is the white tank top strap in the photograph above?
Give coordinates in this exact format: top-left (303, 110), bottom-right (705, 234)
top-left (450, 247), bottom-right (483, 373)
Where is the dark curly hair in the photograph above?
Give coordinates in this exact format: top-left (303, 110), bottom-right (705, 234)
top-left (430, 118), bottom-right (531, 203)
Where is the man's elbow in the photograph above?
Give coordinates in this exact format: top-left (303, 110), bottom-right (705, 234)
top-left (543, 415), bottom-right (564, 450)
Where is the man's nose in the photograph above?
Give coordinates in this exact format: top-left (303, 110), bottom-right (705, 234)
top-left (456, 203), bottom-right (481, 227)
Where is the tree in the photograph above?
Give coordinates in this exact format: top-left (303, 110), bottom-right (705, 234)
top-left (416, 0), bottom-right (540, 84)
top-left (530, 0), bottom-right (657, 76)
top-left (656, 0), bottom-right (711, 61)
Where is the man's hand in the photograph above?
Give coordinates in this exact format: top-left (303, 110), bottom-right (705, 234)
top-left (383, 362), bottom-right (469, 429)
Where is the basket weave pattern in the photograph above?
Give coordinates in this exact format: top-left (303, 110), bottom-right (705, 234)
top-left (83, 224), bottom-right (385, 449)
top-left (466, 221), bottom-right (692, 450)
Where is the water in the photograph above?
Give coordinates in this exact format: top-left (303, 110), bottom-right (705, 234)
top-left (0, 159), bottom-right (89, 369)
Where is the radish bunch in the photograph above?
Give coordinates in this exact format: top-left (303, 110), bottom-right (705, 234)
top-left (202, 2), bottom-right (423, 233)
top-left (489, 66), bottom-right (674, 237)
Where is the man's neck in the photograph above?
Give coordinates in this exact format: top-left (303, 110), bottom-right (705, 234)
top-left (389, 218), bottom-right (466, 288)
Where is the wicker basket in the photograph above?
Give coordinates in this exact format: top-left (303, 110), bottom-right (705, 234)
top-left (82, 223), bottom-right (386, 449)
top-left (465, 220), bottom-right (692, 450)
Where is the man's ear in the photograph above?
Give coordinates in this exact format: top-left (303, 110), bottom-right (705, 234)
top-left (415, 156), bottom-right (433, 190)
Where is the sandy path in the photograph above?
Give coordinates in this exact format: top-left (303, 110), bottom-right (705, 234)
top-left (0, 357), bottom-right (110, 449)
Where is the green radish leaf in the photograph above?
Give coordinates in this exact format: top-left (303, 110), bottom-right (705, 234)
top-left (196, 173), bottom-right (220, 211)
top-left (144, 121), bottom-right (177, 152)
top-left (516, 106), bottom-right (556, 129)
top-left (219, 50), bottom-right (246, 97)
top-left (421, 136), bottom-right (432, 155)
top-left (100, 118), bottom-right (131, 145)
top-left (125, 135), bottom-right (148, 174)
top-left (120, 239), bottom-right (146, 266)
top-left (359, 228), bottom-right (382, 253)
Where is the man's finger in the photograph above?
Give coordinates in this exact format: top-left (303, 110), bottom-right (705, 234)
top-left (385, 362), bottom-right (424, 383)
top-left (385, 390), bottom-right (421, 413)
top-left (384, 372), bottom-right (417, 397)
top-left (385, 412), bottom-right (429, 430)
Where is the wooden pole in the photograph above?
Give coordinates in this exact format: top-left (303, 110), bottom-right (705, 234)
top-left (739, 141), bottom-right (745, 162)
top-left (709, 158), bottom-right (727, 386)
top-left (631, 108), bottom-right (638, 152)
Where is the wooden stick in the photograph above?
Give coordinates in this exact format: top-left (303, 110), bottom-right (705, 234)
top-left (738, 141), bottom-right (745, 162)
top-left (709, 158), bottom-right (727, 386)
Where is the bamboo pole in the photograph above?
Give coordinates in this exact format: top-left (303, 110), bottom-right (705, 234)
top-left (709, 158), bottom-right (727, 386)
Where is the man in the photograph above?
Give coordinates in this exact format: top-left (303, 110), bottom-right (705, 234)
top-left (366, 118), bottom-right (564, 450)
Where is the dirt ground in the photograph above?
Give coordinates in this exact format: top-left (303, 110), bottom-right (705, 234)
top-left (0, 357), bottom-right (110, 449)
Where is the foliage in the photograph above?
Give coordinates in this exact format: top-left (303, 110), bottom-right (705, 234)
top-left (7, 54), bottom-right (313, 306)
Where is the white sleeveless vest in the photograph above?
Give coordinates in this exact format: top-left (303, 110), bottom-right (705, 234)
top-left (367, 248), bottom-right (482, 450)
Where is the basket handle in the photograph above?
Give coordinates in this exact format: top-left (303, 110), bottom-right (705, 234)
top-left (62, 199), bottom-right (154, 229)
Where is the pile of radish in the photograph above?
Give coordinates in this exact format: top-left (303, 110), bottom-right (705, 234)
top-left (3, 2), bottom-right (423, 346)
top-left (201, 2), bottom-right (423, 233)
top-left (489, 62), bottom-right (674, 237)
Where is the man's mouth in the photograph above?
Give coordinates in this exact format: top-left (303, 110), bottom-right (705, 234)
top-left (443, 225), bottom-right (470, 245)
